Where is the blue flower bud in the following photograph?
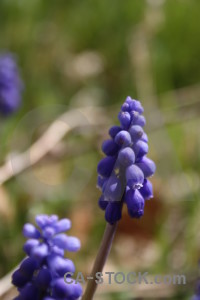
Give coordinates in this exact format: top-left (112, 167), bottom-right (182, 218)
top-left (17, 283), bottom-right (39, 300)
top-left (97, 156), bottom-right (116, 177)
top-left (109, 125), bottom-right (122, 138)
top-left (51, 245), bottom-right (65, 257)
top-left (31, 243), bottom-right (49, 263)
top-left (47, 255), bottom-right (75, 277)
top-left (51, 278), bottom-right (82, 299)
top-left (35, 214), bottom-right (58, 229)
top-left (53, 234), bottom-right (81, 252)
top-left (52, 234), bottom-right (71, 249)
top-left (129, 110), bottom-right (146, 127)
top-left (35, 214), bottom-right (48, 228)
top-left (23, 239), bottom-right (40, 256)
top-left (105, 202), bottom-right (122, 224)
top-left (130, 110), bottom-right (140, 124)
top-left (121, 102), bottom-right (131, 112)
top-left (23, 224), bottom-right (41, 239)
top-left (102, 139), bottom-right (119, 156)
top-left (126, 164), bottom-right (144, 189)
top-left (35, 268), bottom-right (52, 289)
top-left (126, 96), bottom-right (144, 113)
top-left (139, 179), bottom-right (153, 200)
top-left (53, 219), bottom-right (71, 233)
top-left (136, 156), bottom-right (156, 178)
top-left (125, 189), bottom-right (144, 218)
top-left (118, 147), bottom-right (135, 167)
top-left (115, 130), bottom-right (132, 147)
top-left (12, 269), bottom-right (29, 288)
top-left (43, 226), bottom-right (56, 239)
top-left (118, 111), bottom-right (131, 129)
top-left (133, 114), bottom-right (146, 127)
top-left (129, 125), bottom-right (144, 141)
top-left (20, 257), bottom-right (38, 278)
top-left (64, 237), bottom-right (81, 252)
top-left (133, 140), bottom-right (149, 159)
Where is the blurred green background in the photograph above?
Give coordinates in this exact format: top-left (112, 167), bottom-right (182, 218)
top-left (0, 0), bottom-right (200, 299)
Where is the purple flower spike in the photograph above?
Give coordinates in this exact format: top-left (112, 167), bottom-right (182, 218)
top-left (12, 214), bottom-right (82, 300)
top-left (0, 53), bottom-right (23, 115)
top-left (97, 96), bottom-right (156, 223)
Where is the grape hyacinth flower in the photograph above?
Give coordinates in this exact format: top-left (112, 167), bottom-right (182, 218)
top-left (97, 96), bottom-right (156, 224)
top-left (12, 214), bottom-right (82, 300)
top-left (0, 53), bottom-right (23, 115)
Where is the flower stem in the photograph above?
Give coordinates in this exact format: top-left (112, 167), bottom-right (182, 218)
top-left (82, 222), bottom-right (118, 300)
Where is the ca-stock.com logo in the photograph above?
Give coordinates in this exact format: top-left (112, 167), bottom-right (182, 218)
top-left (64, 271), bottom-right (186, 286)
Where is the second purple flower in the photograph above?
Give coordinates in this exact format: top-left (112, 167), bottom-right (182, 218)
top-left (12, 214), bottom-right (82, 300)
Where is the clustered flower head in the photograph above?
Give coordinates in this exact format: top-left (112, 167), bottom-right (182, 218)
top-left (0, 53), bottom-right (23, 115)
top-left (12, 214), bottom-right (82, 300)
top-left (97, 96), bottom-right (156, 224)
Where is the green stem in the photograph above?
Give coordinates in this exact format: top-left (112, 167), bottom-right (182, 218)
top-left (82, 222), bottom-right (118, 300)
